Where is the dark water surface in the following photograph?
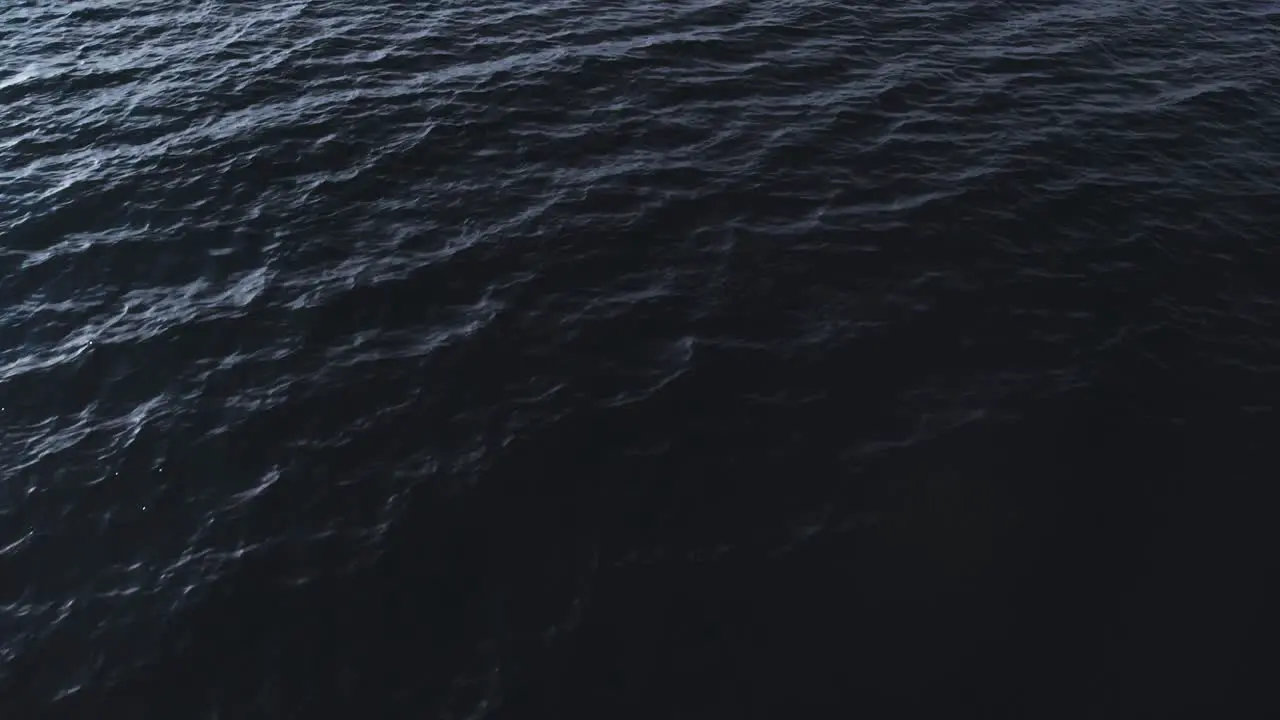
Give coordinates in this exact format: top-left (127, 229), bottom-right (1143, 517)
top-left (3, 0), bottom-right (1280, 717)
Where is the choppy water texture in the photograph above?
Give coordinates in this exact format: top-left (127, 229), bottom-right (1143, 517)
top-left (3, 0), bottom-right (1280, 717)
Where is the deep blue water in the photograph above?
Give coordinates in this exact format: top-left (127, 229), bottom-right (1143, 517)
top-left (3, 1), bottom-right (1280, 717)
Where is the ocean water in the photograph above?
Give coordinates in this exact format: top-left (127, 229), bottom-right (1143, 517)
top-left (2, 0), bottom-right (1279, 717)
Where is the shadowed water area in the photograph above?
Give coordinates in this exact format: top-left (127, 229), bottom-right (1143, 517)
top-left (2, 0), bottom-right (1280, 717)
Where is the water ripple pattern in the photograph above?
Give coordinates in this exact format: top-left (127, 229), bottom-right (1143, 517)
top-left (2, 0), bottom-right (1279, 717)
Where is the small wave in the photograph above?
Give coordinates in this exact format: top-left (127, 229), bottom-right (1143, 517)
top-left (2, 0), bottom-right (1279, 715)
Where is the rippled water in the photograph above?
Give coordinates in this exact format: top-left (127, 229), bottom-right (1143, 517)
top-left (3, 0), bottom-right (1279, 717)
